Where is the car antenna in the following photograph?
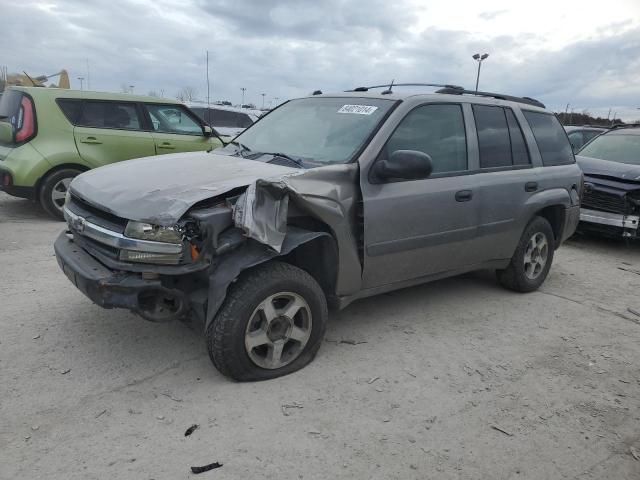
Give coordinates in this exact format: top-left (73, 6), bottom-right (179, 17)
top-left (381, 79), bottom-right (395, 95)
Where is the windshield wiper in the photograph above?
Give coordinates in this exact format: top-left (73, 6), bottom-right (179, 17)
top-left (262, 152), bottom-right (305, 168)
top-left (228, 141), bottom-right (252, 157)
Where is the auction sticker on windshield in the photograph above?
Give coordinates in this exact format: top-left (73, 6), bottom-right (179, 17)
top-left (337, 104), bottom-right (379, 115)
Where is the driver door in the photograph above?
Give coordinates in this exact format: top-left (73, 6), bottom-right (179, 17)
top-left (142, 103), bottom-right (218, 154)
top-left (361, 103), bottom-right (482, 289)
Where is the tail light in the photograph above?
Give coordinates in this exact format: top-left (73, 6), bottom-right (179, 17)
top-left (15, 95), bottom-right (36, 143)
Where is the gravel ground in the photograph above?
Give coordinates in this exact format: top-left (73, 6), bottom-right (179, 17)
top-left (1, 191), bottom-right (639, 480)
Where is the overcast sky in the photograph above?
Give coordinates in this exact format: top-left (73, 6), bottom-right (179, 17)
top-left (4, 0), bottom-right (640, 119)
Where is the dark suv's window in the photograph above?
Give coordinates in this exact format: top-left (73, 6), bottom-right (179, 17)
top-left (77, 101), bottom-right (141, 130)
top-left (385, 104), bottom-right (467, 174)
top-left (191, 107), bottom-right (253, 128)
top-left (523, 111), bottom-right (574, 166)
top-left (473, 105), bottom-right (530, 168)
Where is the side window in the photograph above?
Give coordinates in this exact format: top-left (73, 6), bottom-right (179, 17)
top-left (523, 111), bottom-right (574, 166)
top-left (57, 99), bottom-right (82, 124)
top-left (473, 105), bottom-right (511, 168)
top-left (385, 104), bottom-right (467, 174)
top-left (567, 131), bottom-right (584, 151)
top-left (505, 109), bottom-right (530, 165)
top-left (78, 101), bottom-right (141, 130)
top-left (145, 104), bottom-right (203, 135)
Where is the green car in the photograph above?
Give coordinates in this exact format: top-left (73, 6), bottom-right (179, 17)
top-left (0, 87), bottom-right (223, 219)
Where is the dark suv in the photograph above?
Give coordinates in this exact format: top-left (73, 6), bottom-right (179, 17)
top-left (54, 84), bottom-right (582, 381)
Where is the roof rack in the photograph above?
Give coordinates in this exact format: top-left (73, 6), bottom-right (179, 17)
top-left (435, 86), bottom-right (545, 108)
top-left (348, 83), bottom-right (465, 93)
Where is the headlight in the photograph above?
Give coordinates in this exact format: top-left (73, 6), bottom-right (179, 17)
top-left (121, 221), bottom-right (184, 265)
top-left (124, 221), bottom-right (182, 244)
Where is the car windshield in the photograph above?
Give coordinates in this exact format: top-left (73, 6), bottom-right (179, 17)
top-left (228, 97), bottom-right (396, 165)
top-left (578, 132), bottom-right (640, 165)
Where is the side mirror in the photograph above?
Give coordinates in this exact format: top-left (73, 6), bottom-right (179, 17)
top-left (0, 122), bottom-right (14, 144)
top-left (202, 125), bottom-right (213, 137)
top-left (372, 150), bottom-right (433, 181)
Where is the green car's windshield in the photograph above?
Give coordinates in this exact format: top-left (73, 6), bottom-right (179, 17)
top-left (578, 133), bottom-right (640, 165)
top-left (230, 97), bottom-right (396, 165)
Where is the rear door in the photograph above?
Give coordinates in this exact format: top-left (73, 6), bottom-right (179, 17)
top-left (469, 104), bottom-right (537, 260)
top-left (73, 100), bottom-right (155, 167)
top-left (142, 104), bottom-right (214, 154)
top-left (361, 103), bottom-right (482, 288)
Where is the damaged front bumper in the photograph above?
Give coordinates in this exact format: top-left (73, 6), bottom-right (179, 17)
top-left (54, 232), bottom-right (191, 322)
top-left (580, 208), bottom-right (640, 233)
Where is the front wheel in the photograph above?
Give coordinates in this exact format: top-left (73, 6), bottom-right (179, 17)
top-left (206, 261), bottom-right (328, 381)
top-left (497, 216), bottom-right (555, 292)
top-left (39, 169), bottom-right (82, 220)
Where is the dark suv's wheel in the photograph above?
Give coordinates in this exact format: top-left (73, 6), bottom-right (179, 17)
top-left (206, 261), bottom-right (328, 381)
top-left (497, 216), bottom-right (555, 293)
top-left (39, 168), bottom-right (82, 220)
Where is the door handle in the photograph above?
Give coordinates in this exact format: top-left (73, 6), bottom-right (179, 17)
top-left (525, 181), bottom-right (538, 192)
top-left (455, 190), bottom-right (473, 202)
top-left (158, 142), bottom-right (175, 149)
top-left (80, 136), bottom-right (102, 144)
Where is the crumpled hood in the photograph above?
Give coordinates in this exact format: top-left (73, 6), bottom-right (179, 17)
top-left (576, 155), bottom-right (640, 181)
top-left (70, 151), bottom-right (297, 225)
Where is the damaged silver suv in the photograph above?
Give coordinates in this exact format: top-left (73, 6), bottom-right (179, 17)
top-left (55, 84), bottom-right (582, 381)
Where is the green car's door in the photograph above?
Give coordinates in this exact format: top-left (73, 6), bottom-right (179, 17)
top-left (143, 103), bottom-right (219, 154)
top-left (73, 100), bottom-right (156, 167)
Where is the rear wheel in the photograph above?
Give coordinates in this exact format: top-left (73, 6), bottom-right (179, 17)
top-left (39, 169), bottom-right (82, 220)
top-left (497, 216), bottom-right (555, 292)
top-left (206, 261), bottom-right (328, 381)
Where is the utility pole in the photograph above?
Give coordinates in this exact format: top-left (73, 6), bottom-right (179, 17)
top-left (206, 50), bottom-right (211, 112)
top-left (240, 87), bottom-right (246, 107)
top-left (611, 111), bottom-right (617, 126)
top-left (261, 93), bottom-right (266, 109)
top-left (77, 77), bottom-right (84, 90)
top-left (606, 108), bottom-right (612, 121)
top-left (129, 85), bottom-right (134, 94)
top-left (472, 53), bottom-right (489, 93)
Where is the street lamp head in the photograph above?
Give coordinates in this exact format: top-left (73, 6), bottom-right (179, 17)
top-left (481, 53), bottom-right (489, 60)
top-left (473, 53), bottom-right (480, 60)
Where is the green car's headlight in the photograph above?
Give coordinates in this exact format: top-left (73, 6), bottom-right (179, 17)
top-left (124, 221), bottom-right (182, 244)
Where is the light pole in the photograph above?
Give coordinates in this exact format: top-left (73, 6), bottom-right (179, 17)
top-left (261, 93), bottom-right (266, 109)
top-left (240, 87), bottom-right (246, 106)
top-left (129, 85), bottom-right (135, 94)
top-left (472, 53), bottom-right (489, 93)
top-left (274, 97), bottom-right (280, 106)
top-left (77, 77), bottom-right (84, 90)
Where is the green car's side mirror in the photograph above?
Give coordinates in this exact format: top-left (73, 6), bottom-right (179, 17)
top-left (0, 122), bottom-right (13, 144)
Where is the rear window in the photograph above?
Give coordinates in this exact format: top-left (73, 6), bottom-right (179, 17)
top-left (473, 105), bottom-right (530, 168)
top-left (77, 101), bottom-right (141, 130)
top-left (523, 111), bottom-right (574, 166)
top-left (57, 99), bottom-right (82, 124)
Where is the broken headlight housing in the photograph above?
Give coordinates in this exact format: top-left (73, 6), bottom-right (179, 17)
top-left (121, 221), bottom-right (184, 265)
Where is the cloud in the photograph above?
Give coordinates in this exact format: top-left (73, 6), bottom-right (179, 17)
top-left (479, 9), bottom-right (508, 20)
top-left (2, 0), bottom-right (639, 120)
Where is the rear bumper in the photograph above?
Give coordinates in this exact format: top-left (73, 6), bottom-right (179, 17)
top-left (0, 170), bottom-right (36, 200)
top-left (54, 231), bottom-right (189, 321)
top-left (579, 208), bottom-right (639, 230)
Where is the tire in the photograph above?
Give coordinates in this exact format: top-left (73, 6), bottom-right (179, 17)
top-left (497, 216), bottom-right (555, 293)
top-left (39, 168), bottom-right (82, 220)
top-left (206, 261), bottom-right (328, 381)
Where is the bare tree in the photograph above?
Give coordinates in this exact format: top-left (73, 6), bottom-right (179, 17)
top-left (176, 86), bottom-right (197, 102)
